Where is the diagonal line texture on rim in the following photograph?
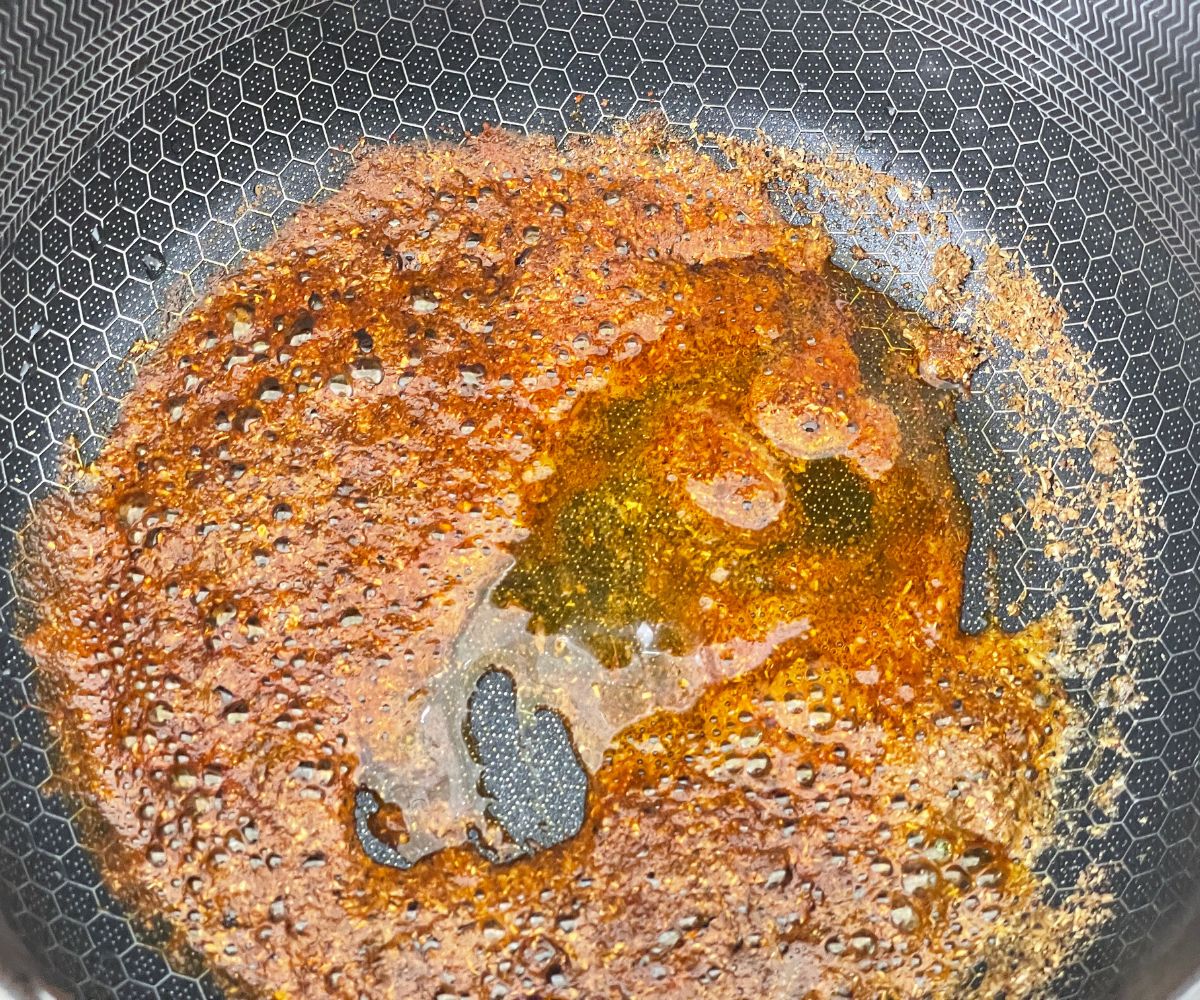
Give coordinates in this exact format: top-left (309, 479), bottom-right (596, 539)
top-left (0, 0), bottom-right (323, 253)
top-left (864, 0), bottom-right (1200, 273)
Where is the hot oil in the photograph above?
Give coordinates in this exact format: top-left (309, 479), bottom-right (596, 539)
top-left (494, 269), bottom-right (951, 662)
top-left (351, 262), bottom-right (1069, 996)
top-left (20, 126), bottom-right (1076, 999)
top-left (355, 263), bottom-right (970, 864)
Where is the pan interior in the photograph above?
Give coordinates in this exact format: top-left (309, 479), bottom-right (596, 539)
top-left (0, 1), bottom-right (1197, 998)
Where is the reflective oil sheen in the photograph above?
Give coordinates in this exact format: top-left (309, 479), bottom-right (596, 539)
top-left (21, 127), bottom-right (1071, 999)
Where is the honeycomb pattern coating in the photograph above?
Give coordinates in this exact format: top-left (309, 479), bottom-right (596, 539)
top-left (0, 1), bottom-right (1197, 997)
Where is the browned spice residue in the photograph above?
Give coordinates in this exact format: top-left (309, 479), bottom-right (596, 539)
top-left (21, 126), bottom-right (1100, 998)
top-left (924, 244), bottom-right (973, 317)
top-left (717, 128), bottom-right (1155, 656)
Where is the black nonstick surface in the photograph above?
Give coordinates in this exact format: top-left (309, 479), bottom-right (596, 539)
top-left (0, 1), bottom-right (1198, 997)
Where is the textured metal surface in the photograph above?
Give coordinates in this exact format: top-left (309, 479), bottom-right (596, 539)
top-left (0, 1), bottom-right (1197, 997)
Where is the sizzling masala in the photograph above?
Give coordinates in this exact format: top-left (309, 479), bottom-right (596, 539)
top-left (21, 127), bottom-right (1076, 998)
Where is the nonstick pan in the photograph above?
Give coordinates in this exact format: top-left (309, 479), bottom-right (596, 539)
top-left (0, 1), bottom-right (1198, 997)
